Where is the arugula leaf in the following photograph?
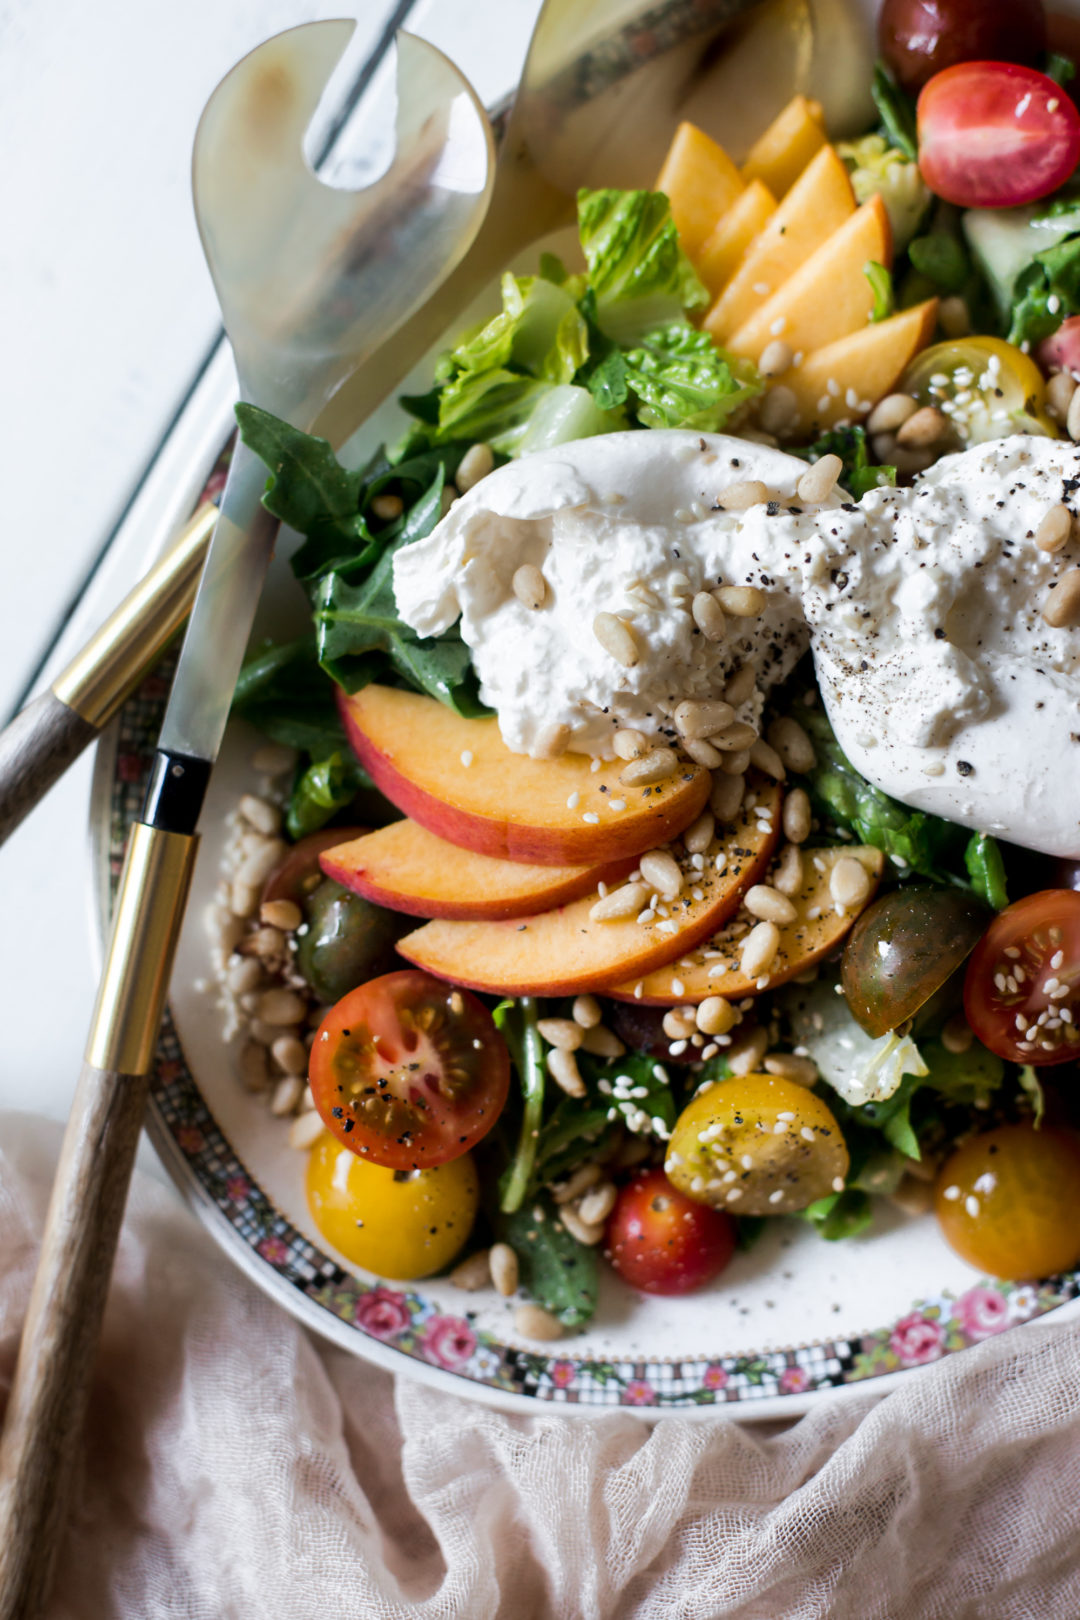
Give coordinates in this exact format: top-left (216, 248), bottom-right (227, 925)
top-left (495, 999), bottom-right (546, 1214)
top-left (236, 404), bottom-right (367, 543)
top-left (803, 1188), bottom-right (873, 1241)
top-left (286, 751), bottom-right (370, 841)
top-left (1008, 231), bottom-right (1080, 346)
top-left (965, 832), bottom-right (1009, 911)
top-left (865, 260), bottom-right (895, 323)
top-left (908, 230), bottom-right (970, 294)
top-left (622, 323), bottom-right (761, 430)
top-left (872, 61), bottom-right (918, 160)
top-left (234, 637), bottom-right (352, 757)
top-left (577, 186), bottom-right (708, 342)
top-left (499, 1199), bottom-right (598, 1328)
top-left (790, 424), bottom-right (895, 500)
top-left (920, 1038), bottom-right (1004, 1109)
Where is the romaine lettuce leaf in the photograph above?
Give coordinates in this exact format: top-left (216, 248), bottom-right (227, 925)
top-left (622, 323), bottom-right (761, 430)
top-left (577, 186), bottom-right (709, 343)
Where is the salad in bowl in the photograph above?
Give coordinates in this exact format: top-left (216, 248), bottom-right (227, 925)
top-left (203, 0), bottom-right (1080, 1352)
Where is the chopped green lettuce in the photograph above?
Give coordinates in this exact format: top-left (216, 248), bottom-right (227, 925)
top-left (622, 323), bottom-right (760, 430)
top-left (865, 260), bottom-right (895, 322)
top-left (577, 186), bottom-right (708, 342)
top-left (839, 133), bottom-right (929, 249)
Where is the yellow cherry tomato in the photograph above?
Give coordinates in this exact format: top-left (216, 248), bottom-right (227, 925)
top-left (901, 336), bottom-right (1060, 447)
top-left (306, 1134), bottom-right (478, 1279)
top-left (664, 1073), bottom-right (849, 1216)
top-left (935, 1124), bottom-right (1080, 1280)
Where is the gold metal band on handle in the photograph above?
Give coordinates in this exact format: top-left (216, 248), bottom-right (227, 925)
top-left (51, 503), bottom-right (216, 729)
top-left (85, 824), bottom-right (199, 1075)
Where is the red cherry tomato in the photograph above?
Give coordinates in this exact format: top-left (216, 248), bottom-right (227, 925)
top-left (604, 1169), bottom-right (737, 1296)
top-left (309, 971), bottom-right (510, 1169)
top-left (964, 890), bottom-right (1080, 1066)
top-left (880, 0), bottom-right (1047, 96)
top-left (917, 62), bottom-right (1080, 208)
top-left (1037, 314), bottom-right (1080, 378)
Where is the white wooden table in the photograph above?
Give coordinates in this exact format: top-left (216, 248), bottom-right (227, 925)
top-left (0, 0), bottom-right (542, 1129)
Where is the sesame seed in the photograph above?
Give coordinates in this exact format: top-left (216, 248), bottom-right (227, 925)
top-left (942, 1185), bottom-right (961, 1201)
top-left (801, 1127), bottom-right (815, 1141)
top-left (768, 1188), bottom-right (785, 1204)
top-left (582, 812), bottom-right (599, 824)
top-left (965, 1195), bottom-right (980, 1218)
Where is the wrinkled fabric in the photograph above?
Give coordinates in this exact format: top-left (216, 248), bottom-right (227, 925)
top-left (2, 1114), bottom-right (1076, 1620)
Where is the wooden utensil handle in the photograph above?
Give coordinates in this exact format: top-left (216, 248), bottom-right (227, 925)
top-left (0, 1062), bottom-right (148, 1620)
top-left (0, 689), bottom-right (96, 846)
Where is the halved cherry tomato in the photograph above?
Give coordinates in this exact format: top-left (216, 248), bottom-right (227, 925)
top-left (1037, 314), bottom-right (1080, 379)
top-left (901, 336), bottom-right (1060, 445)
top-left (935, 1122), bottom-right (1080, 1277)
top-left (917, 62), bottom-right (1080, 209)
top-left (604, 1169), bottom-right (737, 1296)
top-left (309, 970), bottom-right (510, 1169)
top-left (964, 890), bottom-right (1080, 1066)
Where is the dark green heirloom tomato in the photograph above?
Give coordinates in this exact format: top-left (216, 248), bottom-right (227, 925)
top-left (841, 885), bottom-right (991, 1038)
top-left (297, 878), bottom-right (412, 1004)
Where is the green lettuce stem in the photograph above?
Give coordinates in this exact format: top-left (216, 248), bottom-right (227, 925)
top-left (500, 997), bottom-right (545, 1214)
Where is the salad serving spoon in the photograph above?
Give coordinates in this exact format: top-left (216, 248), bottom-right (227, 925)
top-left (0, 26), bottom-right (493, 1620)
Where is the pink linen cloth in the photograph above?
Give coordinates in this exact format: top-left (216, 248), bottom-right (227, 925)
top-left (3, 1112), bottom-right (1078, 1620)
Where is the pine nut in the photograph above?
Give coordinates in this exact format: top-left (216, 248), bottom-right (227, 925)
top-left (590, 882), bottom-right (649, 921)
top-left (578, 1024), bottom-right (625, 1058)
top-left (455, 441), bottom-right (495, 491)
top-left (683, 811), bottom-right (715, 854)
top-left (239, 794), bottom-right (281, 836)
top-left (513, 563), bottom-right (547, 610)
top-left (758, 385), bottom-right (798, 435)
top-left (692, 591), bottom-right (726, 640)
top-left (227, 957), bottom-right (263, 995)
top-left (759, 339), bottom-right (793, 378)
top-left (578, 1182), bottom-right (617, 1226)
top-left (489, 1242), bottom-right (519, 1297)
top-left (1067, 386), bottom-right (1080, 443)
top-left (613, 728), bottom-right (649, 760)
top-left (1046, 370), bottom-right (1077, 422)
top-left (260, 898), bottom-right (302, 932)
top-left (1044, 566), bottom-right (1080, 628)
top-left (749, 739), bottom-right (785, 781)
top-left (938, 296), bottom-right (971, 338)
top-left (889, 1176), bottom-right (934, 1217)
top-left (547, 1048), bottom-right (586, 1097)
top-left (559, 1206), bottom-right (605, 1245)
top-left (230, 881), bottom-right (262, 919)
top-left (248, 926), bottom-right (286, 959)
top-left (744, 884), bottom-right (798, 925)
top-left (300, 1085), bottom-right (317, 1114)
top-left (696, 995), bottom-right (737, 1036)
top-left (514, 1304), bottom-right (564, 1341)
top-left (773, 843), bottom-right (804, 897)
top-left (796, 453), bottom-right (842, 504)
top-left (941, 1013), bottom-right (974, 1054)
top-left (371, 492), bottom-right (404, 521)
top-left (531, 722), bottom-right (570, 760)
top-left (238, 838), bottom-right (288, 888)
top-left (683, 737), bottom-right (723, 767)
top-left (675, 698), bottom-right (735, 739)
top-left (782, 787), bottom-right (812, 844)
top-left (572, 994), bottom-right (602, 1028)
top-left (1036, 504), bottom-right (1073, 554)
top-left (288, 1111), bottom-right (325, 1151)
top-left (866, 392), bottom-right (917, 435)
top-left (271, 1034), bottom-right (308, 1075)
top-left (620, 748), bottom-right (678, 786)
top-left (537, 1017), bottom-right (583, 1051)
top-left (593, 612), bottom-right (639, 667)
top-left (256, 988), bottom-right (308, 1026)
top-left (715, 480), bottom-right (769, 510)
top-left (640, 849), bottom-right (683, 900)
top-left (663, 1007), bottom-right (698, 1040)
top-left (830, 855), bottom-right (873, 910)
top-left (712, 721), bottom-right (758, 751)
top-left (896, 405), bottom-right (948, 447)
top-left (451, 1250), bottom-right (493, 1290)
top-left (216, 912), bottom-right (245, 956)
top-left (716, 585), bottom-right (766, 617)
top-left (767, 716), bottom-right (816, 772)
top-left (764, 1053), bottom-right (818, 1086)
top-left (238, 1040), bottom-right (270, 1092)
top-left (710, 772), bottom-right (745, 821)
top-left (249, 1019), bottom-right (282, 1046)
top-left (719, 749), bottom-right (751, 776)
top-left (727, 1026), bottom-right (769, 1075)
top-left (270, 1076), bottom-right (303, 1116)
top-left (740, 920), bottom-right (780, 979)
top-left (252, 743), bottom-right (297, 776)
top-left (724, 664), bottom-right (757, 707)
top-left (552, 1163), bottom-right (602, 1204)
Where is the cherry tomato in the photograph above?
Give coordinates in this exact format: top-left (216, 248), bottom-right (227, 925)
top-left (964, 891), bottom-right (1080, 1066)
top-left (307, 1132), bottom-right (478, 1278)
top-left (309, 970), bottom-right (510, 1169)
top-left (901, 336), bottom-right (1060, 445)
top-left (262, 826), bottom-right (367, 906)
top-left (917, 62), bottom-right (1080, 209)
top-left (605, 1169), bottom-right (736, 1296)
top-left (1037, 314), bottom-right (1080, 378)
top-left (607, 1001), bottom-right (698, 1066)
top-left (935, 1122), bottom-right (1080, 1278)
top-left (842, 885), bottom-right (990, 1037)
top-left (880, 0), bottom-right (1046, 95)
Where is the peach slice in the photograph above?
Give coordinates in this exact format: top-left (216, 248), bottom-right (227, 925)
top-left (606, 846), bottom-right (884, 1002)
top-left (396, 780), bottom-right (783, 997)
top-left (779, 299), bottom-right (940, 436)
top-left (697, 179), bottom-right (777, 298)
top-left (740, 94), bottom-right (826, 198)
top-left (320, 819), bottom-right (636, 921)
top-left (656, 121), bottom-right (745, 259)
top-left (338, 686), bottom-right (710, 866)
top-left (704, 145), bottom-right (855, 343)
top-left (725, 195), bottom-right (892, 364)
